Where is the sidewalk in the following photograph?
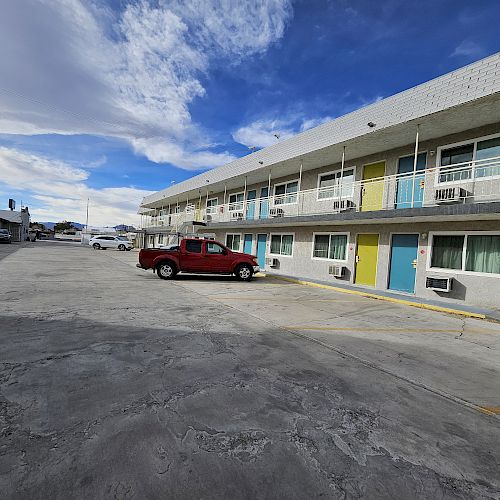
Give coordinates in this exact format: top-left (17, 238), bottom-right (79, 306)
top-left (267, 272), bottom-right (500, 322)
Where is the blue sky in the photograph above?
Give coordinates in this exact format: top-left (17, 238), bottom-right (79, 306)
top-left (0, 0), bottom-right (499, 225)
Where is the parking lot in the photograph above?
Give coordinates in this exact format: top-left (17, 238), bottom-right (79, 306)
top-left (1, 241), bottom-right (499, 499)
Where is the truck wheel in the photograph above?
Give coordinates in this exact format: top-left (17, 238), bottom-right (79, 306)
top-left (156, 262), bottom-right (176, 280)
top-left (235, 264), bottom-right (253, 281)
top-left (93, 243), bottom-right (101, 250)
top-left (118, 244), bottom-right (126, 251)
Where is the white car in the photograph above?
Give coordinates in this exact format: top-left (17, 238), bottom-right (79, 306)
top-left (89, 235), bottom-right (134, 251)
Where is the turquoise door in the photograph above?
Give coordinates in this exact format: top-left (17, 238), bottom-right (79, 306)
top-left (256, 234), bottom-right (267, 268)
top-left (246, 190), bottom-right (256, 220)
top-left (259, 187), bottom-right (269, 219)
top-left (396, 153), bottom-right (426, 209)
top-left (243, 234), bottom-right (253, 254)
top-left (388, 234), bottom-right (419, 293)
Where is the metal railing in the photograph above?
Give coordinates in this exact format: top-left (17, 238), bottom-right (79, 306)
top-left (141, 156), bottom-right (500, 228)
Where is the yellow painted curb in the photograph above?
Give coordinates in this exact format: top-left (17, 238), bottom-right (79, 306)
top-left (267, 275), bottom-right (487, 319)
top-left (478, 406), bottom-right (500, 415)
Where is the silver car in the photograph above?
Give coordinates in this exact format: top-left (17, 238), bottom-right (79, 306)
top-left (89, 235), bottom-right (133, 251)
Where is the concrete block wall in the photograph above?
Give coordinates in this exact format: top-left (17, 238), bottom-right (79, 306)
top-left (211, 219), bottom-right (500, 309)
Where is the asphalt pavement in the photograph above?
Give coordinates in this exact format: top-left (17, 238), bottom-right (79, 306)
top-left (1, 241), bottom-right (499, 499)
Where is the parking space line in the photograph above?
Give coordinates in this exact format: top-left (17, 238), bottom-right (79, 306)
top-left (284, 325), bottom-right (465, 333)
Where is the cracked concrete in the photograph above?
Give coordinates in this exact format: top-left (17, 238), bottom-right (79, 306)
top-left (0, 241), bottom-right (499, 499)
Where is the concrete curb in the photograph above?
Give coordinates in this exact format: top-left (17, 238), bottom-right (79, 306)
top-left (266, 274), bottom-right (491, 320)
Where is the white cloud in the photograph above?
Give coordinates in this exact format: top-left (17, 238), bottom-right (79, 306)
top-left (232, 114), bottom-right (334, 148)
top-left (451, 40), bottom-right (484, 58)
top-left (0, 147), bottom-right (152, 226)
top-left (0, 0), bottom-right (292, 168)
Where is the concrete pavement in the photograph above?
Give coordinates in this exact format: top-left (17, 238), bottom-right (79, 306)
top-left (1, 241), bottom-right (499, 499)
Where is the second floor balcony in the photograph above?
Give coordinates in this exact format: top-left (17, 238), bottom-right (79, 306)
top-left (142, 156), bottom-right (500, 229)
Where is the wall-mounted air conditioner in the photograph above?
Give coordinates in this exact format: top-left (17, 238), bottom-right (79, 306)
top-left (426, 276), bottom-right (453, 292)
top-left (434, 187), bottom-right (467, 204)
top-left (328, 265), bottom-right (345, 278)
top-left (230, 212), bottom-right (244, 220)
top-left (333, 199), bottom-right (355, 211)
top-left (269, 207), bottom-right (285, 217)
top-left (265, 257), bottom-right (278, 267)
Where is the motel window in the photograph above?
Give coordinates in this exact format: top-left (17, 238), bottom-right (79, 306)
top-left (206, 197), bottom-right (218, 214)
top-left (274, 181), bottom-right (298, 205)
top-left (270, 234), bottom-right (294, 256)
top-left (226, 234), bottom-right (241, 251)
top-left (228, 193), bottom-right (244, 211)
top-left (313, 233), bottom-right (348, 260)
top-left (438, 134), bottom-right (500, 183)
top-left (430, 233), bottom-right (500, 275)
top-left (318, 169), bottom-right (355, 199)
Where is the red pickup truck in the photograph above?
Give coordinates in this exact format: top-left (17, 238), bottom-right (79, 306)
top-left (137, 238), bottom-right (260, 281)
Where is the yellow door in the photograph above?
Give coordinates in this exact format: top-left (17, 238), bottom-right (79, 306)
top-left (361, 162), bottom-right (385, 211)
top-left (355, 234), bottom-right (379, 286)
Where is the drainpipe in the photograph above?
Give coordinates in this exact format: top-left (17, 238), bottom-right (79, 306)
top-left (339, 145), bottom-right (345, 210)
top-left (243, 176), bottom-right (247, 216)
top-left (268, 171), bottom-right (272, 204)
top-left (411, 125), bottom-right (420, 209)
top-left (298, 160), bottom-right (303, 216)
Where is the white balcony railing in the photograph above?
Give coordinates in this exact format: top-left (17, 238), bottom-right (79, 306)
top-left (141, 156), bottom-right (500, 228)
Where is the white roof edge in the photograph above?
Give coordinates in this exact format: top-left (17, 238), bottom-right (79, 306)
top-left (141, 52), bottom-right (500, 207)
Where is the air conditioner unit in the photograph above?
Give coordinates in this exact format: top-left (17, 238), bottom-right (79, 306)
top-left (333, 199), bottom-right (355, 211)
top-left (230, 212), bottom-right (244, 220)
top-left (435, 187), bottom-right (467, 204)
top-left (269, 207), bottom-right (284, 217)
top-left (265, 257), bottom-right (278, 267)
top-left (328, 265), bottom-right (345, 278)
top-left (426, 276), bottom-right (453, 292)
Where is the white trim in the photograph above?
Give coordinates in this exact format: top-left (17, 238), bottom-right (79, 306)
top-left (316, 167), bottom-right (356, 201)
top-left (273, 179), bottom-right (299, 206)
top-left (225, 232), bottom-right (243, 252)
top-left (427, 230), bottom-right (500, 277)
top-left (269, 232), bottom-right (295, 257)
top-left (228, 191), bottom-right (245, 212)
top-left (311, 231), bottom-right (350, 262)
top-left (206, 197), bottom-right (219, 215)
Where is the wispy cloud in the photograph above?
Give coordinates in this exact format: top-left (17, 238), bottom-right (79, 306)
top-left (0, 0), bottom-right (293, 169)
top-left (0, 147), bottom-right (152, 225)
top-left (451, 40), bottom-right (484, 58)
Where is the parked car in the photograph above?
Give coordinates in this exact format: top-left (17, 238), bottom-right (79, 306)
top-left (137, 238), bottom-right (260, 281)
top-left (89, 235), bottom-right (133, 251)
top-left (0, 229), bottom-right (12, 244)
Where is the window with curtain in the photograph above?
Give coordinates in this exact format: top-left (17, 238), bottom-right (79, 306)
top-left (465, 235), bottom-right (500, 274)
top-left (313, 234), bottom-right (348, 260)
top-left (430, 235), bottom-right (464, 269)
top-left (318, 169), bottom-right (354, 199)
top-left (476, 137), bottom-right (500, 178)
top-left (270, 234), bottom-right (294, 256)
top-left (226, 234), bottom-right (241, 251)
top-left (274, 181), bottom-right (298, 205)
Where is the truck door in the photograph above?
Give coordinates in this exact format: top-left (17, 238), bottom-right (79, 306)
top-left (203, 241), bottom-right (233, 273)
top-left (181, 239), bottom-right (204, 271)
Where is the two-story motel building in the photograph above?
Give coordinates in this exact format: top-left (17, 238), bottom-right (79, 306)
top-left (139, 53), bottom-right (500, 309)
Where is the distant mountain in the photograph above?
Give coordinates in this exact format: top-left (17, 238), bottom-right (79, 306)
top-left (39, 221), bottom-right (85, 230)
top-left (114, 224), bottom-right (136, 231)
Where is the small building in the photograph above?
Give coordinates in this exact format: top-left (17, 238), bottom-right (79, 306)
top-left (0, 208), bottom-right (30, 242)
